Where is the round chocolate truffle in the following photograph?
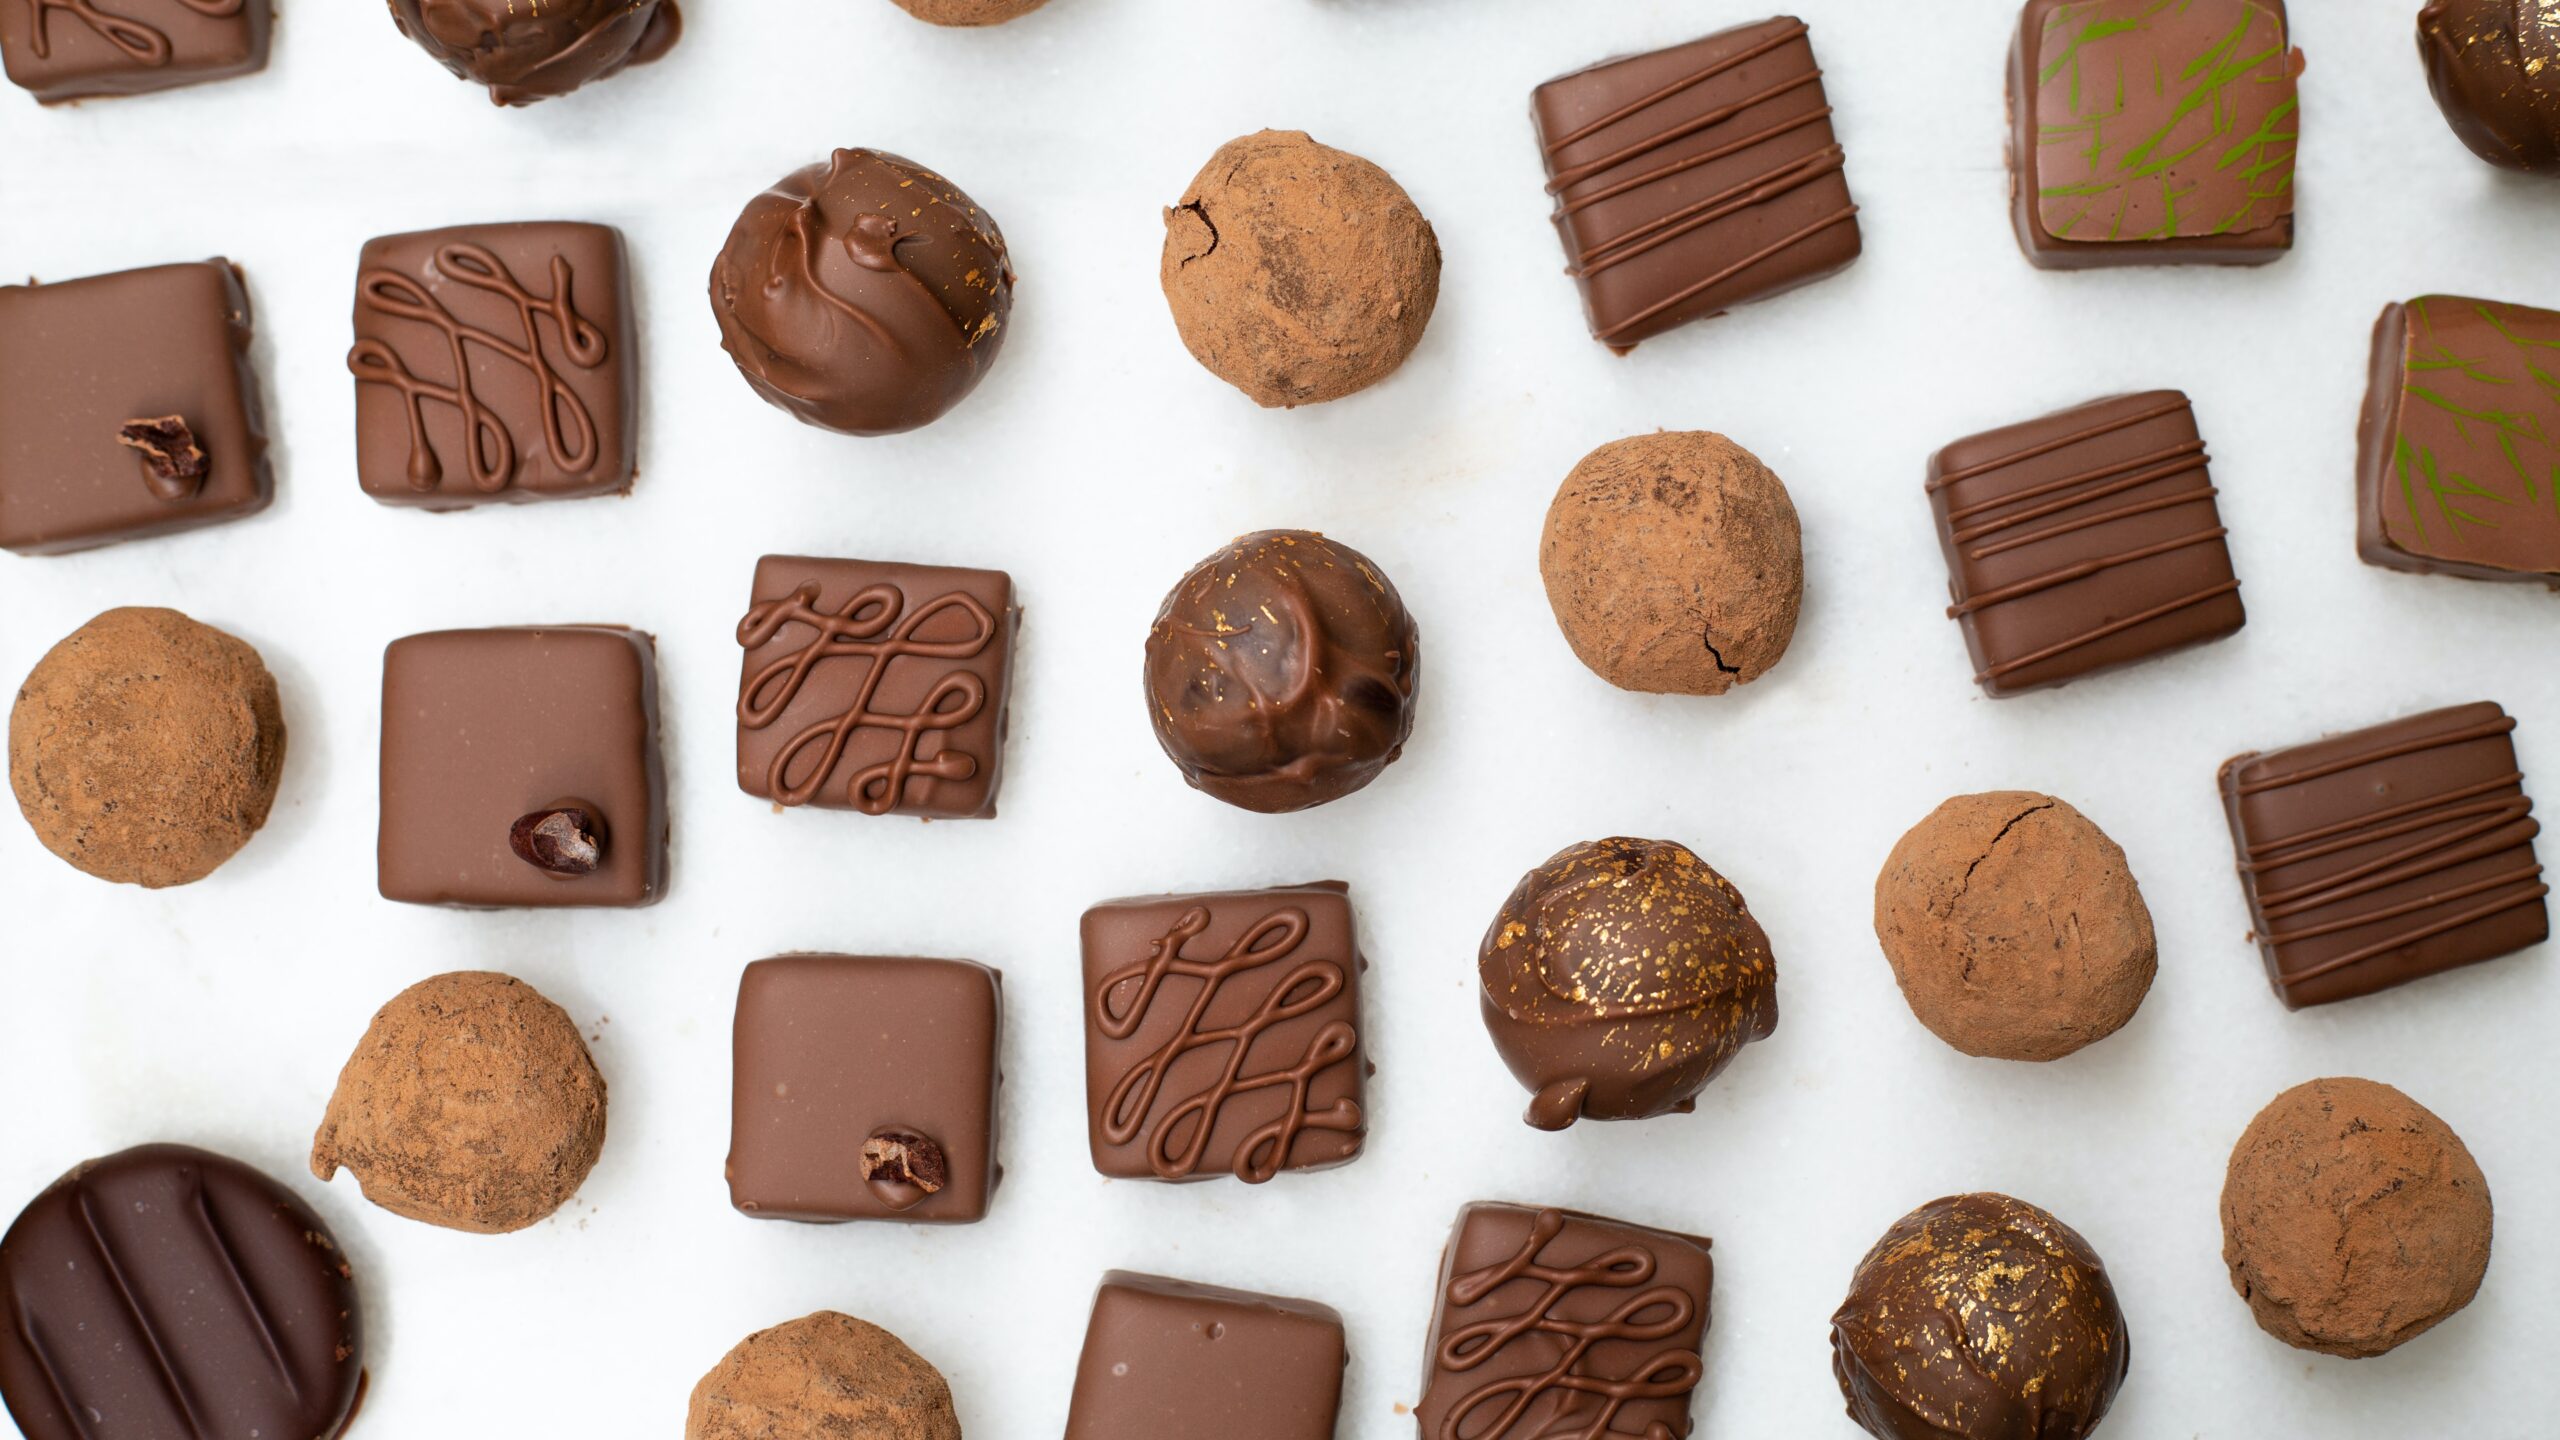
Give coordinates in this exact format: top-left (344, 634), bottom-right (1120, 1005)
top-left (2419, 0), bottom-right (2560, 175)
top-left (688, 1311), bottom-right (961, 1440)
top-left (1540, 431), bottom-right (1805, 695)
top-left (892, 0), bottom-right (1050, 23)
top-left (1832, 1193), bottom-right (2129, 1440)
top-left (1142, 530), bottom-right (1420, 813)
top-left (1160, 130), bottom-right (1441, 408)
top-left (1478, 837), bottom-right (1779, 1130)
top-left (711, 148), bottom-right (1015, 436)
top-left (9, 606), bottom-right (285, 888)
top-left (311, 971), bottom-right (607, 1234)
top-left (386, 0), bottom-right (681, 106)
top-left (1873, 792), bottom-right (2155, 1062)
top-left (2221, 1077), bottom-right (2493, 1358)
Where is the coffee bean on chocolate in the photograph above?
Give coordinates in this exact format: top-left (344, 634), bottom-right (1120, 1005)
top-left (385, 0), bottom-right (680, 105)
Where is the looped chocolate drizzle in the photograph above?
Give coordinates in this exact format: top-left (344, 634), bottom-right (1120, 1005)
top-left (23, 0), bottom-right (241, 65)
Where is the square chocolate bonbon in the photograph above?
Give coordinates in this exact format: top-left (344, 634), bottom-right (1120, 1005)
top-left (1927, 391), bottom-right (2244, 697)
top-left (0, 260), bottom-right (271, 556)
top-left (378, 626), bottom-right (666, 908)
top-left (0, 0), bottom-right (268, 103)
top-left (1531, 15), bottom-right (1861, 352)
top-left (2220, 702), bottom-right (2548, 1009)
top-left (2356, 295), bottom-right (2560, 586)
top-left (1081, 883), bottom-right (1366, 1183)
top-left (349, 222), bottom-right (638, 510)
top-left (726, 954), bottom-right (1002, 1225)
top-left (735, 555), bottom-right (1017, 818)
top-left (1064, 1272), bottom-right (1346, 1440)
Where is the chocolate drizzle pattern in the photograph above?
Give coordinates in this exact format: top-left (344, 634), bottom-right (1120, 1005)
top-left (738, 581), bottom-right (996, 814)
top-left (22, 0), bottom-right (237, 64)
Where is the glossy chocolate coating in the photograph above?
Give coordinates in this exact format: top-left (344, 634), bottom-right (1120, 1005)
top-left (2357, 296), bottom-right (2560, 585)
top-left (2419, 0), bottom-right (2560, 174)
top-left (710, 148), bottom-right (1015, 437)
top-left (1142, 530), bottom-right (1420, 813)
top-left (386, 0), bottom-right (680, 105)
top-left (1832, 1193), bottom-right (2128, 1440)
top-left (1065, 1273), bottom-right (1346, 1440)
top-left (0, 1145), bottom-right (364, 1440)
top-left (1479, 837), bottom-right (1777, 1130)
top-left (0, 0), bottom-right (267, 103)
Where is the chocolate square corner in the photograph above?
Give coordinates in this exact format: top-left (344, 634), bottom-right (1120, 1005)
top-left (2355, 295), bottom-right (2560, 586)
top-left (0, 0), bottom-right (268, 103)
top-left (1064, 1272), bottom-right (1346, 1440)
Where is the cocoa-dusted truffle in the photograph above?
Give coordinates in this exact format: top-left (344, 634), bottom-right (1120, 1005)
top-left (386, 0), bottom-right (681, 105)
top-left (1479, 837), bottom-right (1778, 1130)
top-left (1832, 1193), bottom-right (2129, 1440)
top-left (712, 148), bottom-right (1015, 437)
top-left (1161, 130), bottom-right (1441, 408)
top-left (2419, 0), bottom-right (2560, 176)
top-left (1143, 530), bottom-right (1420, 813)
top-left (1874, 792), bottom-right (2155, 1062)
top-left (9, 606), bottom-right (284, 888)
top-left (2221, 1077), bottom-right (2493, 1358)
top-left (311, 971), bottom-right (607, 1234)
top-left (1540, 431), bottom-right (1804, 695)
top-left (892, 0), bottom-right (1051, 23)
top-left (688, 1311), bottom-right (961, 1440)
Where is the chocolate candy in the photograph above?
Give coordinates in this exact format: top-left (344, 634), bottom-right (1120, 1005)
top-left (1927, 391), bottom-right (2245, 695)
top-left (0, 1144), bottom-right (364, 1440)
top-left (2219, 702), bottom-right (2547, 1008)
top-left (1081, 884), bottom-right (1366, 1183)
top-left (2419, 0), bottom-right (2560, 175)
top-left (378, 626), bottom-right (667, 908)
top-left (893, 0), bottom-right (1051, 23)
top-left (0, 0), bottom-right (267, 102)
top-left (2356, 295), bottom-right (2560, 585)
top-left (386, 0), bottom-right (681, 105)
top-left (735, 556), bottom-right (1018, 818)
top-left (711, 148), bottom-right (1015, 436)
top-left (689, 1312), bottom-right (959, 1440)
top-left (350, 222), bottom-right (637, 510)
top-left (1065, 1273), bottom-right (1346, 1440)
top-left (2008, 0), bottom-right (2300, 268)
top-left (1143, 530), bottom-right (1420, 813)
top-left (1417, 1203), bottom-right (1710, 1440)
top-left (0, 261), bottom-right (271, 555)
top-left (1832, 1193), bottom-right (2128, 1440)
top-left (1533, 16), bottom-right (1861, 352)
top-left (1478, 837), bottom-right (1777, 1130)
top-left (726, 955), bottom-right (1003, 1225)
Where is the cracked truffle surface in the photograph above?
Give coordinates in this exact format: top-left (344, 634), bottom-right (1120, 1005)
top-left (688, 1311), bottom-right (961, 1440)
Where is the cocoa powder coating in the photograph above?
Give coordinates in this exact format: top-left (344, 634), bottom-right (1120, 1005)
top-left (688, 1311), bottom-right (963, 1440)
top-left (891, 0), bottom-right (1049, 22)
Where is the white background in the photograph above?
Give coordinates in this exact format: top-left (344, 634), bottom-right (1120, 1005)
top-left (3, 1), bottom-right (2556, 1435)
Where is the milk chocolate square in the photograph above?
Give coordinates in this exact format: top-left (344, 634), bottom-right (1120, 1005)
top-left (2220, 702), bottom-right (2548, 1009)
top-left (735, 555), bottom-right (1017, 818)
top-left (0, 260), bottom-right (271, 556)
top-left (726, 955), bottom-right (1003, 1225)
top-left (1081, 883), bottom-right (1366, 1183)
top-left (349, 222), bottom-right (637, 510)
top-left (2356, 295), bottom-right (2560, 586)
top-left (378, 626), bottom-right (666, 908)
top-left (1064, 1272), bottom-right (1346, 1440)
top-left (0, 0), bottom-right (268, 103)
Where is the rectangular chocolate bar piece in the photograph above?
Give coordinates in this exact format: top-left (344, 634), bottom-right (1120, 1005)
top-left (1417, 1203), bottom-right (1711, 1440)
top-left (0, 0), bottom-right (268, 103)
top-left (726, 955), bottom-right (1002, 1225)
top-left (350, 222), bottom-right (638, 510)
top-left (1082, 883), bottom-right (1365, 1183)
top-left (2356, 295), bottom-right (2560, 586)
top-left (1927, 391), bottom-right (2244, 696)
top-left (1064, 1272), bottom-right (1345, 1440)
top-left (736, 555), bottom-right (1018, 818)
top-left (2009, 0), bottom-right (2299, 269)
top-left (378, 626), bottom-right (666, 908)
top-left (1532, 16), bottom-right (1861, 352)
top-left (0, 260), bottom-right (271, 555)
top-left (2220, 702), bottom-right (2548, 1009)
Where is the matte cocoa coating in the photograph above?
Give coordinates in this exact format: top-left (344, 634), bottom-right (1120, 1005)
top-left (2356, 296), bottom-right (2560, 585)
top-left (0, 1145), bottom-right (364, 1440)
top-left (2419, 0), bottom-right (2560, 174)
top-left (386, 0), bottom-right (680, 105)
top-left (0, 260), bottom-right (271, 555)
top-left (726, 955), bottom-right (1003, 1225)
top-left (2219, 702), bottom-right (2547, 1007)
top-left (1142, 530), bottom-right (1420, 813)
top-left (892, 0), bottom-right (1051, 23)
top-left (1065, 1272), bottom-right (1346, 1440)
top-left (1832, 1193), bottom-right (2128, 1440)
top-left (687, 1311), bottom-right (959, 1440)
top-left (0, 0), bottom-right (267, 102)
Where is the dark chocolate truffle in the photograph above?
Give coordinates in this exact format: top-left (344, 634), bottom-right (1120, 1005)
top-left (10, 606), bottom-right (285, 888)
top-left (1540, 431), bottom-right (1804, 695)
top-left (1833, 1193), bottom-right (2129, 1440)
top-left (1161, 130), bottom-right (1441, 408)
top-left (2221, 1077), bottom-right (2493, 1358)
top-left (688, 1311), bottom-right (961, 1440)
top-left (386, 0), bottom-right (680, 105)
top-left (2420, 0), bottom-right (2560, 175)
top-left (711, 147), bottom-right (1015, 437)
top-left (1478, 837), bottom-right (1779, 1130)
top-left (893, 0), bottom-right (1050, 23)
top-left (1874, 793), bottom-right (2155, 1062)
top-left (312, 971), bottom-right (607, 1234)
top-left (1142, 530), bottom-right (1420, 813)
